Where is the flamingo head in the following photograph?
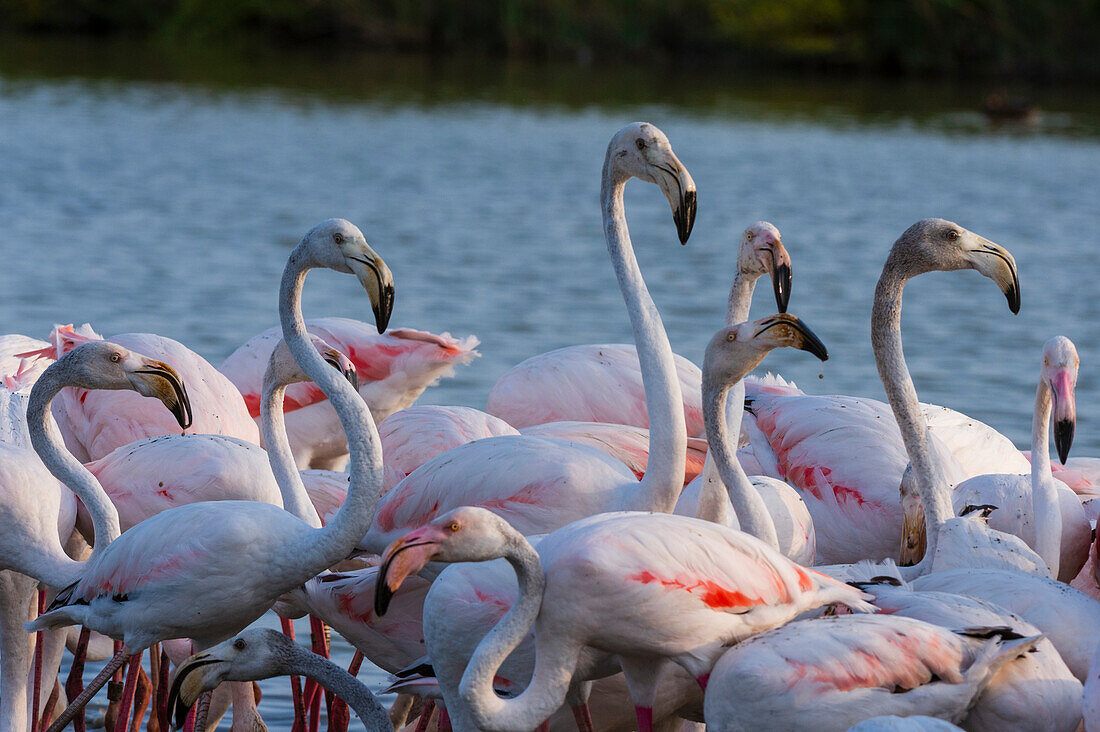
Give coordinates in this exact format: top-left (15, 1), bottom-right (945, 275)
top-left (606, 122), bottom-right (697, 244)
top-left (374, 506), bottom-right (509, 616)
top-left (300, 218), bottom-right (395, 333)
top-left (740, 221), bottom-right (792, 312)
top-left (168, 629), bottom-right (291, 728)
top-left (704, 313), bottom-right (828, 389)
top-left (48, 341), bottom-right (192, 429)
top-left (1042, 335), bottom-right (1078, 464)
top-left (890, 218), bottom-right (1020, 314)
top-left (267, 335), bottom-right (358, 392)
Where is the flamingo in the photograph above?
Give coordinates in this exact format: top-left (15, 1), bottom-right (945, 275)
top-left (701, 614), bottom-right (1040, 732)
top-left (951, 336), bottom-right (1090, 581)
top-left (485, 221), bottom-right (791, 437)
top-left (852, 573), bottom-right (1082, 730)
top-left (374, 507), bottom-right (873, 732)
top-left (222, 318), bottom-right (479, 470)
top-left (18, 323), bottom-right (258, 461)
top-left (848, 718), bottom-right (963, 731)
top-left (167, 628), bottom-right (390, 731)
top-left (359, 121), bottom-right (698, 555)
top-left (25, 218), bottom-right (393, 729)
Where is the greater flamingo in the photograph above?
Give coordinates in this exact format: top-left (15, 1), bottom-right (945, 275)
top-left (374, 507), bottom-right (872, 732)
top-left (359, 121), bottom-right (698, 554)
top-left (167, 628), bottom-right (390, 731)
top-left (701, 615), bottom-right (1040, 731)
top-left (951, 336), bottom-right (1090, 581)
top-left (19, 323), bottom-right (257, 461)
top-left (222, 318), bottom-right (479, 470)
top-left (485, 221), bottom-right (791, 436)
top-left (26, 218), bottom-right (393, 729)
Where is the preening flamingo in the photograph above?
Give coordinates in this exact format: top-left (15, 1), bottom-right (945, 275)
top-left (222, 318), bottom-right (479, 470)
top-left (19, 323), bottom-right (257, 461)
top-left (486, 221), bottom-right (791, 437)
top-left (951, 336), bottom-right (1089, 581)
top-left (374, 507), bottom-right (872, 732)
top-left (360, 121), bottom-right (698, 554)
top-left (26, 218), bottom-right (394, 728)
top-left (852, 573), bottom-right (1082, 730)
top-left (701, 615), bottom-right (1040, 732)
top-left (168, 628), bottom-right (390, 731)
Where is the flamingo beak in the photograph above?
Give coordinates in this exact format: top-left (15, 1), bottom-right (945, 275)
top-left (1050, 368), bottom-right (1076, 464)
top-left (653, 153), bottom-right (697, 244)
top-left (131, 359), bottom-right (193, 429)
top-left (323, 349), bottom-right (358, 392)
top-left (346, 246), bottom-right (395, 334)
top-left (754, 314), bottom-right (829, 362)
top-left (969, 237), bottom-right (1020, 315)
top-left (167, 654), bottom-right (223, 728)
top-left (767, 241), bottom-right (793, 314)
top-left (374, 528), bottom-right (445, 616)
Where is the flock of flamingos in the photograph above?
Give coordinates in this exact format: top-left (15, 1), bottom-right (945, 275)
top-left (3, 121), bottom-right (1100, 732)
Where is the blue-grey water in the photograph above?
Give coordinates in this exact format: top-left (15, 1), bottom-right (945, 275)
top-left (3, 38), bottom-right (1100, 728)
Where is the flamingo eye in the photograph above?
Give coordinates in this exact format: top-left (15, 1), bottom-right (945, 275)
top-left (745, 232), bottom-right (753, 241)
top-left (110, 353), bottom-right (121, 363)
top-left (333, 232), bottom-right (345, 245)
top-left (233, 639), bottom-right (246, 650)
top-left (727, 333), bottom-right (736, 342)
top-left (947, 230), bottom-right (960, 241)
top-left (635, 138), bottom-right (646, 151)
top-left (449, 522), bottom-right (460, 532)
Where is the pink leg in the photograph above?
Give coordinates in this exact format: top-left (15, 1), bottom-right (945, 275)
top-left (129, 664), bottom-right (152, 732)
top-left (155, 646), bottom-right (170, 732)
top-left (328, 649), bottom-right (363, 732)
top-left (571, 703), bottom-right (595, 732)
top-left (634, 706), bottom-right (654, 732)
top-left (309, 615), bottom-right (330, 732)
top-left (45, 647), bottom-right (130, 732)
top-left (31, 590), bottom-right (46, 731)
top-left (104, 640), bottom-right (125, 732)
top-left (39, 679), bottom-right (61, 732)
top-left (181, 704), bottom-right (196, 732)
top-left (414, 701), bottom-right (435, 732)
top-left (438, 706), bottom-right (452, 732)
top-left (280, 617), bottom-right (306, 732)
top-left (112, 652), bottom-right (143, 732)
top-left (65, 627), bottom-right (91, 732)
top-left (536, 722), bottom-right (550, 732)
top-left (696, 673), bottom-right (710, 690)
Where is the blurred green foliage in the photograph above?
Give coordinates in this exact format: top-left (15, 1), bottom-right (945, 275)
top-left (1, 0), bottom-right (1097, 78)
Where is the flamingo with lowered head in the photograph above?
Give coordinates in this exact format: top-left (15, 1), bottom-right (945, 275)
top-left (486, 221), bottom-right (791, 437)
top-left (951, 335), bottom-right (1090, 582)
top-left (701, 614), bottom-right (1041, 732)
top-left (374, 506), bottom-right (873, 732)
top-left (168, 628), bottom-right (390, 731)
top-left (26, 218), bottom-right (394, 730)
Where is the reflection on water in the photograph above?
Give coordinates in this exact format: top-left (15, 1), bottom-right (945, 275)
top-left (2, 35), bottom-right (1100, 728)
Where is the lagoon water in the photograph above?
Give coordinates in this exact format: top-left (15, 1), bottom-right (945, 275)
top-left (2, 37), bottom-right (1100, 728)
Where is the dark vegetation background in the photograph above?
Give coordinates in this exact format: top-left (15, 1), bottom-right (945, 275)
top-left (1, 0), bottom-right (1098, 80)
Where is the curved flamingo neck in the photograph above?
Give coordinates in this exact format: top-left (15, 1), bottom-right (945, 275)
top-left (278, 250), bottom-right (383, 570)
top-left (26, 365), bottom-right (121, 560)
top-left (697, 264), bottom-right (763, 524)
top-left (871, 265), bottom-right (954, 562)
top-left (260, 376), bottom-right (322, 529)
top-left (1030, 379), bottom-right (1061, 577)
top-left (701, 372), bottom-right (779, 549)
top-left (459, 532), bottom-right (578, 731)
top-left (601, 156), bottom-right (687, 513)
top-left (281, 642), bottom-right (390, 729)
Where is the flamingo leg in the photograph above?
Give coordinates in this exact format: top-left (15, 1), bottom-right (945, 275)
top-left (64, 627), bottom-right (91, 732)
top-left (104, 640), bottom-right (125, 731)
top-left (633, 706), bottom-right (654, 732)
top-left (112, 652), bottom-right (143, 732)
top-left (31, 590), bottom-right (46, 732)
top-left (536, 722), bottom-right (550, 732)
top-left (193, 689), bottom-right (212, 732)
top-left (129, 663), bottom-right (152, 732)
top-left (279, 617), bottom-right (306, 732)
top-left (414, 701), bottom-right (435, 732)
top-left (571, 703), bottom-right (595, 732)
top-left (45, 647), bottom-right (131, 732)
top-left (438, 705), bottom-right (452, 732)
top-left (308, 615), bottom-right (330, 732)
top-left (40, 678), bottom-right (61, 732)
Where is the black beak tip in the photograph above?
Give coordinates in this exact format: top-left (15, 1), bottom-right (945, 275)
top-left (1055, 419), bottom-right (1074, 464)
top-left (773, 263), bottom-right (792, 314)
top-left (346, 369), bottom-right (359, 392)
top-left (374, 286), bottom-right (395, 334)
top-left (374, 581), bottom-right (394, 617)
top-left (675, 190), bottom-right (697, 245)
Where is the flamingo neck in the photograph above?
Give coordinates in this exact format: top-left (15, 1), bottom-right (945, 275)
top-left (1030, 379), bottom-right (1061, 577)
top-left (871, 265), bottom-right (953, 564)
top-left (260, 376), bottom-right (322, 529)
top-left (281, 642), bottom-right (390, 729)
top-left (278, 251), bottom-right (383, 572)
top-left (701, 365), bottom-right (780, 548)
top-left (26, 365), bottom-right (121, 560)
top-left (696, 265), bottom-right (762, 525)
top-left (601, 158), bottom-right (686, 513)
top-left (459, 533), bottom-right (578, 731)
